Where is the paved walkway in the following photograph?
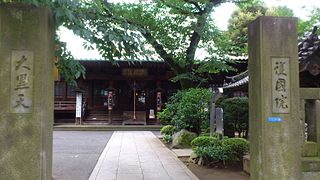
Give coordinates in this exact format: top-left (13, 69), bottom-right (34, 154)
top-left (53, 131), bottom-right (113, 180)
top-left (89, 131), bottom-right (199, 180)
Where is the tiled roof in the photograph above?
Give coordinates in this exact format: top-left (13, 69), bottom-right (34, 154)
top-left (298, 26), bottom-right (320, 76)
top-left (223, 26), bottom-right (320, 89)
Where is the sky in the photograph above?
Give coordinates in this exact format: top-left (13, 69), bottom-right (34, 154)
top-left (58, 0), bottom-right (320, 59)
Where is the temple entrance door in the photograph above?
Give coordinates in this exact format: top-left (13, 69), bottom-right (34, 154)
top-left (92, 80), bottom-right (109, 109)
top-left (131, 81), bottom-right (147, 120)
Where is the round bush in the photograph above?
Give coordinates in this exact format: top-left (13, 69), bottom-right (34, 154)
top-left (160, 125), bottom-right (177, 135)
top-left (224, 138), bottom-right (249, 161)
top-left (191, 136), bottom-right (220, 148)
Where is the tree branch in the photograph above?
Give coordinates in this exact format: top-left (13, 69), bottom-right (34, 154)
top-left (183, 0), bottom-right (203, 13)
top-left (158, 0), bottom-right (202, 16)
top-left (186, 1), bottom-right (216, 66)
top-left (141, 30), bottom-right (183, 72)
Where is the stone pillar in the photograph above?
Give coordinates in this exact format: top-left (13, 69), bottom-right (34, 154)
top-left (0, 4), bottom-right (54, 180)
top-left (300, 99), bottom-right (306, 143)
top-left (315, 100), bottom-right (320, 153)
top-left (248, 17), bottom-right (302, 179)
top-left (305, 100), bottom-right (318, 142)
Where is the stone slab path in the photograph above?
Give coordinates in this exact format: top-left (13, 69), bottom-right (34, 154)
top-left (89, 131), bottom-right (199, 180)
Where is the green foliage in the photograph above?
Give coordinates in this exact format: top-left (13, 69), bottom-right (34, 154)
top-left (100, 0), bottom-right (239, 88)
top-left (227, 0), bottom-right (267, 55)
top-left (177, 130), bottom-right (197, 148)
top-left (219, 97), bottom-right (248, 137)
top-left (55, 37), bottom-right (85, 86)
top-left (1, 0), bottom-right (246, 88)
top-left (160, 125), bottom-right (177, 136)
top-left (195, 145), bottom-right (231, 163)
top-left (227, 2), bottom-right (319, 56)
top-left (199, 132), bottom-right (229, 139)
top-left (191, 136), bottom-right (220, 148)
top-left (158, 88), bottom-right (212, 134)
top-left (163, 134), bottom-right (173, 144)
top-left (224, 138), bottom-right (249, 161)
top-left (298, 7), bottom-right (320, 37)
top-left (193, 138), bottom-right (249, 165)
top-left (265, 6), bottom-right (294, 17)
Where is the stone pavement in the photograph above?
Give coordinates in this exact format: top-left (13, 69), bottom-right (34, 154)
top-left (89, 131), bottom-right (199, 180)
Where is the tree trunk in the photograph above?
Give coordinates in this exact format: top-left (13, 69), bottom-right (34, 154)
top-left (179, 79), bottom-right (195, 89)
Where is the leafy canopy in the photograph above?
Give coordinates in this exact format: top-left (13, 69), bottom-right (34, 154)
top-left (1, 0), bottom-right (254, 88)
top-left (227, 0), bottom-right (320, 56)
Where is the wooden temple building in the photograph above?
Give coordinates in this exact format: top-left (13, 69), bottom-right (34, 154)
top-left (54, 57), bottom-right (246, 125)
top-left (54, 60), bottom-right (177, 125)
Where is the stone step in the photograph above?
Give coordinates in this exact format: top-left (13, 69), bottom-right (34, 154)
top-left (53, 124), bottom-right (164, 131)
top-left (302, 157), bottom-right (320, 172)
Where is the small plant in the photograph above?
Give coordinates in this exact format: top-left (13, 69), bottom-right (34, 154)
top-left (163, 134), bottom-right (172, 144)
top-left (160, 125), bottom-right (177, 136)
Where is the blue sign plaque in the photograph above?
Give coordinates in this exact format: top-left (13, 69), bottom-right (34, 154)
top-left (268, 117), bottom-right (282, 122)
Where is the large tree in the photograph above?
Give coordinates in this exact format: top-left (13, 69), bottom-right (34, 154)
top-left (63, 0), bottom-right (249, 89)
top-left (227, 0), bottom-right (266, 55)
top-left (1, 0), bottom-right (250, 88)
top-left (227, 1), bottom-right (319, 56)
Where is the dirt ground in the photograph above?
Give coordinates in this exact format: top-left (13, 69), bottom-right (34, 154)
top-left (156, 133), bottom-right (250, 180)
top-left (180, 157), bottom-right (250, 180)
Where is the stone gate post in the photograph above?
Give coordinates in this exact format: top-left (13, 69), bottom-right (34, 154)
top-left (0, 4), bottom-right (54, 180)
top-left (248, 17), bottom-right (302, 180)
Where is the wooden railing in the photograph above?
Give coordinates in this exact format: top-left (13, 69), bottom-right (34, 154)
top-left (54, 101), bottom-right (76, 111)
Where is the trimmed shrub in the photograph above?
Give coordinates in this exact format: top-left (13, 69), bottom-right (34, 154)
top-left (224, 138), bottom-right (249, 161)
top-left (160, 125), bottom-right (177, 135)
top-left (191, 136), bottom-right (220, 149)
top-left (199, 132), bottom-right (228, 139)
top-left (193, 137), bottom-right (249, 165)
top-left (194, 144), bottom-right (232, 164)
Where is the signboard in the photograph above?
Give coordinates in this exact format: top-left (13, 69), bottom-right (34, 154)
top-left (268, 117), bottom-right (282, 123)
top-left (122, 68), bottom-right (148, 77)
top-left (149, 109), bottom-right (155, 119)
top-left (272, 58), bottom-right (290, 113)
top-left (76, 93), bottom-right (82, 118)
top-left (10, 50), bottom-right (34, 113)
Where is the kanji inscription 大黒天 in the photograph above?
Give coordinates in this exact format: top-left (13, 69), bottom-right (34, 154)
top-left (10, 51), bottom-right (33, 113)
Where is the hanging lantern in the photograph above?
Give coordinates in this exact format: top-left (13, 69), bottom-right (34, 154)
top-left (107, 91), bottom-right (114, 110)
top-left (156, 92), bottom-right (162, 111)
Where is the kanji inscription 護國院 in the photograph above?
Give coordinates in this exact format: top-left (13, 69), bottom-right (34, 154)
top-left (272, 58), bottom-right (290, 113)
